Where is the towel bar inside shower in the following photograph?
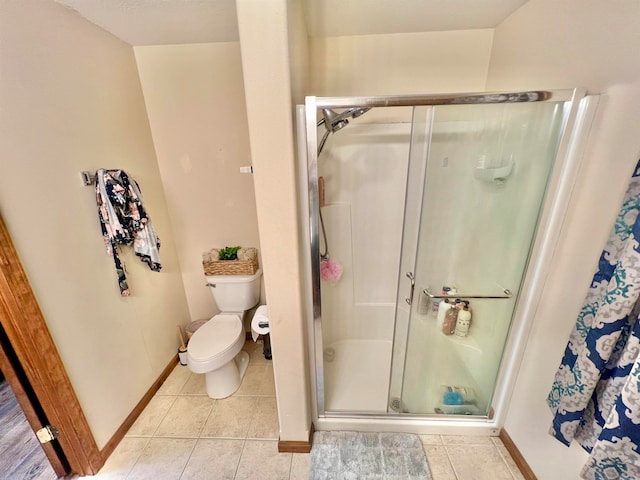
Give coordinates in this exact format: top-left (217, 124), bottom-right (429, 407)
top-left (422, 287), bottom-right (513, 299)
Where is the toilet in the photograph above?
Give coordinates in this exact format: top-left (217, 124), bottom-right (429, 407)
top-left (187, 268), bottom-right (262, 399)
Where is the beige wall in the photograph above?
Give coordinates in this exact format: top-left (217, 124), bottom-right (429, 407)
top-left (486, 1), bottom-right (640, 478)
top-left (134, 43), bottom-right (260, 322)
top-left (287, 0), bottom-right (310, 105)
top-left (0, 1), bottom-right (190, 449)
top-left (232, 9), bottom-right (497, 441)
top-left (236, 0), bottom-right (312, 442)
top-left (309, 29), bottom-right (494, 97)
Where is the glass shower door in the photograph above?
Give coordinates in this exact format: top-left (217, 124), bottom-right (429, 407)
top-left (318, 110), bottom-right (415, 413)
top-left (391, 100), bottom-right (567, 416)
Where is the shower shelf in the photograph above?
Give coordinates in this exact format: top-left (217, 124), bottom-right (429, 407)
top-left (474, 162), bottom-right (514, 184)
top-left (423, 287), bottom-right (512, 300)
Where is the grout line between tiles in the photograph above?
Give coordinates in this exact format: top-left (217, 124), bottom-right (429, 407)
top-left (495, 444), bottom-right (519, 480)
top-left (197, 396), bottom-right (218, 439)
top-left (490, 444), bottom-right (518, 480)
top-left (233, 439), bottom-right (248, 479)
top-left (245, 396), bottom-right (261, 440)
top-left (442, 444), bottom-right (461, 480)
top-left (196, 399), bottom-right (216, 439)
top-left (176, 437), bottom-right (199, 480)
top-left (288, 449), bottom-right (294, 480)
top-left (175, 370), bottom-right (192, 393)
top-left (158, 367), bottom-right (191, 396)
top-left (123, 436), bottom-right (152, 480)
top-left (199, 435), bottom-right (256, 440)
top-left (148, 395), bottom-right (179, 438)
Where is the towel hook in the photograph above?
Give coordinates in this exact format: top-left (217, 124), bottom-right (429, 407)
top-left (80, 171), bottom-right (96, 186)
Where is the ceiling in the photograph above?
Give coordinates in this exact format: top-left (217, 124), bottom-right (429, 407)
top-left (54, 0), bottom-right (528, 46)
top-left (54, 0), bottom-right (239, 45)
top-left (302, 0), bottom-right (528, 37)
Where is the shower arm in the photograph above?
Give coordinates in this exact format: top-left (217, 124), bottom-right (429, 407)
top-left (318, 130), bottom-right (331, 156)
top-left (423, 287), bottom-right (513, 299)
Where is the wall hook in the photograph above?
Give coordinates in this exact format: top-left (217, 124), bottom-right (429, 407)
top-left (80, 171), bottom-right (96, 186)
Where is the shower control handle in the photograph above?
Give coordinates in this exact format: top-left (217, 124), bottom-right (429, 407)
top-left (405, 272), bottom-right (415, 305)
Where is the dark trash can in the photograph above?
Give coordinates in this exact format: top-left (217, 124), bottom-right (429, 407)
top-left (262, 333), bottom-right (272, 360)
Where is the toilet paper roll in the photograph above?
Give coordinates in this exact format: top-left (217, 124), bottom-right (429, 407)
top-left (251, 305), bottom-right (270, 342)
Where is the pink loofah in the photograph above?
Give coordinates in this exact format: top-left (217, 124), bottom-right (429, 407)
top-left (320, 258), bottom-right (343, 283)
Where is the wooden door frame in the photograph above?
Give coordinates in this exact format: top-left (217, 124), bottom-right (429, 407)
top-left (0, 327), bottom-right (69, 477)
top-left (0, 213), bottom-right (103, 476)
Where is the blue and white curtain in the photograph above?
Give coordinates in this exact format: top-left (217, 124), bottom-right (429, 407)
top-left (548, 159), bottom-right (640, 480)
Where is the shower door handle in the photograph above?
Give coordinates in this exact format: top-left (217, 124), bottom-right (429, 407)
top-left (405, 272), bottom-right (415, 305)
top-left (422, 287), bottom-right (513, 299)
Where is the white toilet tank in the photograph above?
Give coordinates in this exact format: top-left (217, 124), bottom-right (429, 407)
top-left (206, 268), bottom-right (262, 312)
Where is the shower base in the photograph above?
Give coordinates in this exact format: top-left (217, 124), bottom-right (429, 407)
top-left (323, 339), bottom-right (392, 413)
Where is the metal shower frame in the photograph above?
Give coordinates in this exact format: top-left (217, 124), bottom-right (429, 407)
top-left (302, 89), bottom-right (595, 435)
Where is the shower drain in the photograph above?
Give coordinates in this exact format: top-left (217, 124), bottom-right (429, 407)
top-left (389, 397), bottom-right (402, 412)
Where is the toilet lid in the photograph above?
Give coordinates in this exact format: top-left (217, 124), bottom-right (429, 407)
top-left (188, 314), bottom-right (242, 361)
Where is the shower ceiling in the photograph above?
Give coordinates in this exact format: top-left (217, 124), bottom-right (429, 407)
top-left (53, 0), bottom-right (528, 46)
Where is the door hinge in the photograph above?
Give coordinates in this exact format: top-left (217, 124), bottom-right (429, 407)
top-left (36, 425), bottom-right (59, 444)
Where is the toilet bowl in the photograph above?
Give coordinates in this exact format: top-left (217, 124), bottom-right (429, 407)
top-left (186, 314), bottom-right (249, 398)
top-left (186, 268), bottom-right (262, 399)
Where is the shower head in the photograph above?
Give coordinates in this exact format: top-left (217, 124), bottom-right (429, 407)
top-left (316, 107), bottom-right (372, 156)
top-left (321, 108), bottom-right (349, 133)
top-left (319, 107), bottom-right (371, 133)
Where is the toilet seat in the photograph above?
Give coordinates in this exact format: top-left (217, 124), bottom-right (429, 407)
top-left (187, 313), bottom-right (244, 374)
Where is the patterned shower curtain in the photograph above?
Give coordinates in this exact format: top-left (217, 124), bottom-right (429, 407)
top-left (548, 159), bottom-right (640, 480)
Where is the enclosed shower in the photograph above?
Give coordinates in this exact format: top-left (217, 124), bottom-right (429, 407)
top-left (298, 90), bottom-right (597, 434)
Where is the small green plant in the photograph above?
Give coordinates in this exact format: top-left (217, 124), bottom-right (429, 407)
top-left (219, 246), bottom-right (241, 260)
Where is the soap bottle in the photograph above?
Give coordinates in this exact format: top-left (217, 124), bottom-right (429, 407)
top-left (432, 286), bottom-right (451, 314)
top-left (455, 302), bottom-right (472, 337)
top-left (436, 298), bottom-right (452, 329)
top-left (442, 299), bottom-right (461, 335)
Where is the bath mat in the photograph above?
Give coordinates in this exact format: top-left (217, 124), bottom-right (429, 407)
top-left (309, 431), bottom-right (432, 479)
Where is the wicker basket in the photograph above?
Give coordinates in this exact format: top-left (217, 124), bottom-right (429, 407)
top-left (203, 256), bottom-right (259, 276)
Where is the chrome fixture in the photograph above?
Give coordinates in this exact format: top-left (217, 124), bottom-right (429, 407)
top-left (405, 272), bottom-right (415, 305)
top-left (422, 287), bottom-right (513, 299)
top-left (316, 107), bottom-right (372, 261)
top-left (317, 107), bottom-right (372, 134)
top-left (316, 108), bottom-right (372, 155)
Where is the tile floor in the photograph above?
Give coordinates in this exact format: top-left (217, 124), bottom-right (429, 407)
top-left (87, 340), bottom-right (525, 480)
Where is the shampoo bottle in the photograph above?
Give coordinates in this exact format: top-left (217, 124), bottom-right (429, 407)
top-left (442, 300), bottom-right (461, 335)
top-left (455, 302), bottom-right (472, 337)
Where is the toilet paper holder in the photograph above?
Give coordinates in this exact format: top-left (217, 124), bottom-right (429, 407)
top-left (251, 305), bottom-right (272, 360)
